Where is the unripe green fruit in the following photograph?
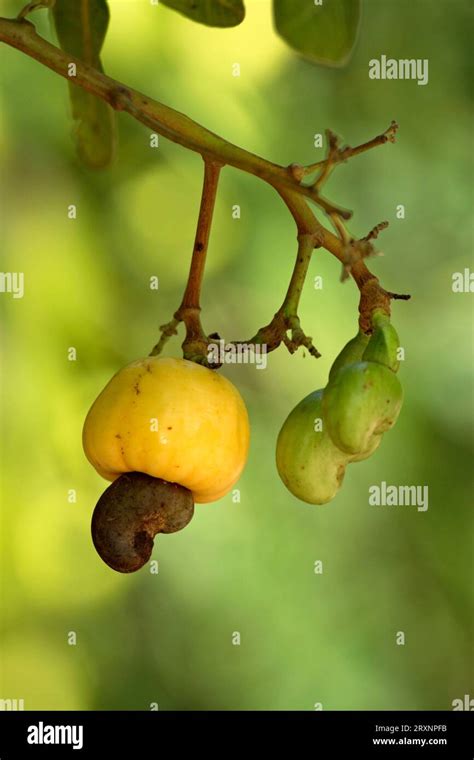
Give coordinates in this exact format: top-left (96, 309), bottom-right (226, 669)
top-left (322, 361), bottom-right (403, 455)
top-left (362, 309), bottom-right (400, 373)
top-left (276, 390), bottom-right (349, 505)
top-left (328, 331), bottom-right (370, 382)
top-left (350, 431), bottom-right (382, 462)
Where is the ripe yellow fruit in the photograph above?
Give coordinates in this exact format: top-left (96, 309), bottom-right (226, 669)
top-left (83, 357), bottom-right (250, 503)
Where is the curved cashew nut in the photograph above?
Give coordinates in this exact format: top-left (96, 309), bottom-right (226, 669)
top-left (91, 472), bottom-right (194, 573)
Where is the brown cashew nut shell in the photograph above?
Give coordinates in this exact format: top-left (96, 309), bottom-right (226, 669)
top-left (91, 471), bottom-right (194, 573)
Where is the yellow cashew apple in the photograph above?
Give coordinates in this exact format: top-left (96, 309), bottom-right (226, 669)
top-left (83, 356), bottom-right (250, 503)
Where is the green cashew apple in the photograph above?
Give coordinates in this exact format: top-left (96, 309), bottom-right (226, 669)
top-left (276, 390), bottom-right (350, 505)
top-left (276, 388), bottom-right (381, 505)
top-left (328, 330), bottom-right (370, 382)
top-left (322, 361), bottom-right (403, 455)
top-left (362, 309), bottom-right (400, 373)
top-left (277, 316), bottom-right (403, 505)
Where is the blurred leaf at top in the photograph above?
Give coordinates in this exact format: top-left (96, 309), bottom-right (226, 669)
top-left (273, 0), bottom-right (361, 67)
top-left (52, 0), bottom-right (117, 168)
top-left (160, 0), bottom-right (245, 28)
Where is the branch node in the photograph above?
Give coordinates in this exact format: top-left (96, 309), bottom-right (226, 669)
top-left (288, 163), bottom-right (305, 183)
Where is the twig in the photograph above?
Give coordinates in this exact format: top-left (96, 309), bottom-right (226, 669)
top-left (303, 121), bottom-right (399, 178)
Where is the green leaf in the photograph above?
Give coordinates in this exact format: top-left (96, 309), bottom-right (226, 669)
top-left (273, 0), bottom-right (361, 67)
top-left (52, 0), bottom-right (117, 168)
top-left (160, 0), bottom-right (245, 28)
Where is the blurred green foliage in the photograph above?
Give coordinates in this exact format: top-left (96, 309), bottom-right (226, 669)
top-left (274, 0), bottom-right (361, 66)
top-left (0, 0), bottom-right (472, 710)
top-left (52, 0), bottom-right (117, 168)
top-left (160, 0), bottom-right (245, 28)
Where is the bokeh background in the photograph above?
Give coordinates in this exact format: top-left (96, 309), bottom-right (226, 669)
top-left (1, 0), bottom-right (472, 710)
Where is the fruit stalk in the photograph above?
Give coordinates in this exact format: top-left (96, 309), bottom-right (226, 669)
top-left (150, 160), bottom-right (222, 363)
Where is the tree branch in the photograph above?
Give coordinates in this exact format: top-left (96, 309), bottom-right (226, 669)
top-left (0, 14), bottom-right (410, 352)
top-left (0, 16), bottom-right (346, 217)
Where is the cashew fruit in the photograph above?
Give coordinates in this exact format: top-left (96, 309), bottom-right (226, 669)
top-left (276, 389), bottom-right (350, 505)
top-left (328, 330), bottom-right (370, 382)
top-left (362, 309), bottom-right (400, 373)
top-left (276, 386), bottom-right (382, 505)
top-left (83, 356), bottom-right (250, 503)
top-left (322, 361), bottom-right (403, 455)
top-left (91, 472), bottom-right (194, 573)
